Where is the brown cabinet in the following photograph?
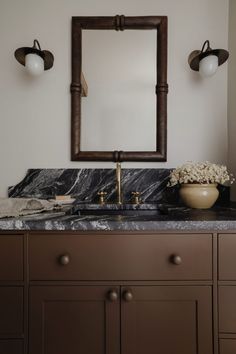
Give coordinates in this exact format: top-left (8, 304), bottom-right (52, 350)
top-left (0, 235), bottom-right (23, 281)
top-left (29, 285), bottom-right (212, 354)
top-left (121, 286), bottom-right (212, 354)
top-left (29, 233), bottom-right (212, 281)
top-left (0, 340), bottom-right (23, 354)
top-left (0, 231), bottom-right (215, 354)
top-left (0, 287), bottom-right (23, 337)
top-left (219, 286), bottom-right (236, 333)
top-left (28, 233), bottom-right (213, 354)
top-left (29, 286), bottom-right (120, 354)
top-left (0, 234), bottom-right (24, 354)
top-left (219, 234), bottom-right (236, 280)
top-left (220, 339), bottom-right (236, 354)
top-left (218, 234), bottom-right (236, 354)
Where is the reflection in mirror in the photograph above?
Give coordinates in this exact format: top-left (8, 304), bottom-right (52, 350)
top-left (81, 30), bottom-right (156, 151)
top-left (71, 16), bottom-right (168, 162)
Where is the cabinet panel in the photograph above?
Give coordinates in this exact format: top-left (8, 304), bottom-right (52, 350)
top-left (29, 286), bottom-right (120, 354)
top-left (121, 286), bottom-right (213, 354)
top-left (220, 339), bottom-right (236, 354)
top-left (219, 286), bottom-right (236, 333)
top-left (29, 233), bottom-right (212, 280)
top-left (0, 287), bottom-right (23, 337)
top-left (0, 340), bottom-right (23, 354)
top-left (0, 235), bottom-right (23, 281)
top-left (219, 234), bottom-right (236, 280)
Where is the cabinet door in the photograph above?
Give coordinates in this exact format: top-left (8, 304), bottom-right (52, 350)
top-left (219, 234), bottom-right (236, 280)
top-left (29, 286), bottom-right (120, 354)
top-left (0, 287), bottom-right (23, 337)
top-left (121, 286), bottom-right (213, 354)
top-left (219, 286), bottom-right (236, 333)
top-left (0, 235), bottom-right (23, 281)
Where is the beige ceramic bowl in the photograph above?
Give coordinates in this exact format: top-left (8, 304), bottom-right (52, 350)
top-left (179, 183), bottom-right (219, 209)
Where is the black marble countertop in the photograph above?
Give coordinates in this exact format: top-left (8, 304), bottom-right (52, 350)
top-left (1, 203), bottom-right (236, 231)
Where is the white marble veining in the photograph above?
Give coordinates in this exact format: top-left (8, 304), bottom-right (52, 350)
top-left (8, 168), bottom-right (175, 203)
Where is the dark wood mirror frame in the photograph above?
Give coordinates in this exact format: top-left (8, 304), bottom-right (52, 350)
top-left (71, 15), bottom-right (168, 162)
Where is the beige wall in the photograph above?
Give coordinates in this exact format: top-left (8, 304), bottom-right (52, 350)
top-left (0, 0), bottom-right (229, 196)
top-left (228, 0), bottom-right (236, 200)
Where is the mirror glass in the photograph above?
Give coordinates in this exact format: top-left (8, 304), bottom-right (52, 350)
top-left (81, 30), bottom-right (157, 151)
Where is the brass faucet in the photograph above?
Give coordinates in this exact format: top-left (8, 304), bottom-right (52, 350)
top-left (116, 162), bottom-right (122, 204)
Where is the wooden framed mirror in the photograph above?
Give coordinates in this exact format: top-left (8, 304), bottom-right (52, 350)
top-left (71, 15), bottom-right (168, 162)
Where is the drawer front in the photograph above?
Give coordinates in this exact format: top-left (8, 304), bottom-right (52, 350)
top-left (0, 340), bottom-right (23, 354)
top-left (29, 233), bottom-right (212, 281)
top-left (0, 235), bottom-right (23, 281)
top-left (0, 287), bottom-right (23, 336)
top-left (219, 234), bottom-right (236, 280)
top-left (220, 339), bottom-right (236, 354)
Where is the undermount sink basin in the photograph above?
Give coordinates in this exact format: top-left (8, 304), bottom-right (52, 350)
top-left (69, 203), bottom-right (170, 217)
top-left (78, 209), bottom-right (165, 217)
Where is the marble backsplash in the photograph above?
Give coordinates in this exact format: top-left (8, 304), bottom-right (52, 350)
top-left (8, 168), bottom-right (177, 203)
top-left (8, 168), bottom-right (230, 204)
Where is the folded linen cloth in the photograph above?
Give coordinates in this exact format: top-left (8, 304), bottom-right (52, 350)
top-left (0, 198), bottom-right (55, 218)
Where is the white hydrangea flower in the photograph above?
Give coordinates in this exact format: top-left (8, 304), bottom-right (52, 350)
top-left (168, 161), bottom-right (235, 187)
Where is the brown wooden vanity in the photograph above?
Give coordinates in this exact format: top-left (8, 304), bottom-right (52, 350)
top-left (0, 230), bottom-right (235, 354)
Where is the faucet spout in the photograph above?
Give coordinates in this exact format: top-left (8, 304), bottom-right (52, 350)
top-left (116, 162), bottom-right (122, 204)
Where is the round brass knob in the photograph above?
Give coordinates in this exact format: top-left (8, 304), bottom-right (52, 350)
top-left (107, 290), bottom-right (118, 302)
top-left (171, 255), bottom-right (182, 265)
top-left (123, 290), bottom-right (133, 302)
top-left (59, 254), bottom-right (70, 265)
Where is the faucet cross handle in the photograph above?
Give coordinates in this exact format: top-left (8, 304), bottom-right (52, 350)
top-left (97, 191), bottom-right (107, 205)
top-left (131, 191), bottom-right (142, 205)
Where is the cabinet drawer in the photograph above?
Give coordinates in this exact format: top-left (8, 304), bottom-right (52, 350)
top-left (0, 287), bottom-right (23, 336)
top-left (29, 233), bottom-right (212, 281)
top-left (219, 234), bottom-right (236, 280)
top-left (220, 339), bottom-right (236, 354)
top-left (0, 340), bottom-right (23, 354)
top-left (0, 235), bottom-right (23, 281)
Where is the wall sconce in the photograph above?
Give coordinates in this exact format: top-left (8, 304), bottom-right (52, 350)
top-left (188, 40), bottom-right (229, 77)
top-left (14, 39), bottom-right (54, 76)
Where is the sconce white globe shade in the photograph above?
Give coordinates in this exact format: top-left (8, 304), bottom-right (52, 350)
top-left (199, 55), bottom-right (218, 77)
top-left (25, 53), bottom-right (44, 76)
